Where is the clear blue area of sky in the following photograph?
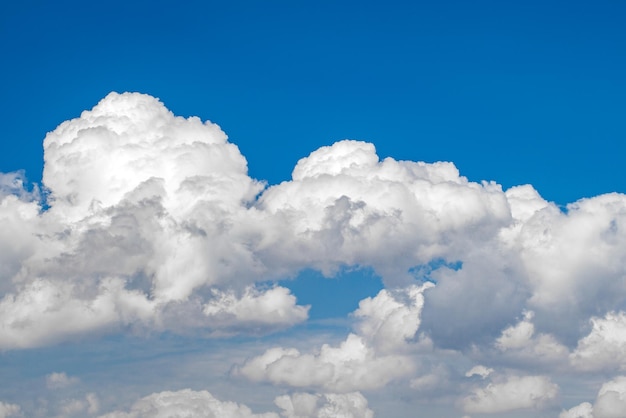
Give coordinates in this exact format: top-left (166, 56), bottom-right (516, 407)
top-left (1, 0), bottom-right (625, 318)
top-left (2, 0), bottom-right (625, 205)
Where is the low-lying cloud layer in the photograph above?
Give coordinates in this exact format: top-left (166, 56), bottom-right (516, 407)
top-left (1, 92), bottom-right (626, 417)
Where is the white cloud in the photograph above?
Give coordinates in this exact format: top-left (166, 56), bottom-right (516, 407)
top-left (594, 376), bottom-right (626, 418)
top-left (559, 402), bottom-right (593, 418)
top-left (0, 401), bottom-right (20, 418)
top-left (258, 140), bottom-right (512, 286)
top-left (234, 333), bottom-right (414, 392)
top-left (571, 311), bottom-right (626, 371)
top-left (516, 193), bottom-right (626, 339)
top-left (274, 392), bottom-right (374, 418)
top-left (202, 286), bottom-right (309, 334)
top-left (465, 366), bottom-right (493, 379)
top-left (234, 284), bottom-right (430, 392)
top-left (97, 389), bottom-right (278, 418)
top-left (353, 283), bottom-right (432, 352)
top-left (0, 92), bottom-right (308, 349)
top-left (3, 92), bottom-right (626, 416)
top-left (461, 375), bottom-right (559, 414)
top-left (495, 311), bottom-right (568, 363)
top-left (46, 372), bottom-right (80, 389)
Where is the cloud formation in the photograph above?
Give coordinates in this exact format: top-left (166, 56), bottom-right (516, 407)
top-left (2, 92), bottom-right (626, 416)
top-left (98, 389), bottom-right (278, 418)
top-left (235, 284), bottom-right (431, 392)
top-left (461, 375), bottom-right (559, 414)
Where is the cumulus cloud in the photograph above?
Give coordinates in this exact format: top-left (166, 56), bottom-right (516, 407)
top-left (234, 333), bottom-right (413, 392)
top-left (559, 402), bottom-right (593, 418)
top-left (4, 92), bottom-right (626, 415)
top-left (571, 311), bottom-right (626, 371)
top-left (0, 401), bottom-right (20, 418)
top-left (461, 375), bottom-right (559, 414)
top-left (465, 366), bottom-right (493, 379)
top-left (594, 376), bottom-right (626, 418)
top-left (494, 310), bottom-right (568, 364)
top-left (98, 389), bottom-right (278, 418)
top-left (235, 285), bottom-right (431, 392)
top-left (563, 377), bottom-right (626, 418)
top-left (0, 92), bottom-right (307, 349)
top-left (516, 193), bottom-right (626, 341)
top-left (274, 392), bottom-right (374, 418)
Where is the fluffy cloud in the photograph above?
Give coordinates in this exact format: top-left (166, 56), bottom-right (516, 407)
top-left (516, 193), bottom-right (626, 341)
top-left (0, 93), bottom-right (307, 349)
top-left (570, 311), bottom-right (626, 371)
top-left (559, 402), bottom-right (593, 418)
top-left (98, 389), bottom-right (278, 418)
top-left (235, 285), bottom-right (430, 392)
top-left (461, 375), bottom-right (559, 414)
top-left (562, 377), bottom-right (626, 418)
top-left (0, 401), bottom-right (20, 418)
top-left (494, 310), bottom-right (568, 364)
top-left (353, 283), bottom-right (432, 352)
top-left (274, 392), bottom-right (374, 418)
top-left (465, 366), bottom-right (493, 379)
top-left (258, 140), bottom-right (512, 285)
top-left (234, 333), bottom-right (413, 392)
top-left (4, 92), bottom-right (626, 415)
top-left (594, 376), bottom-right (626, 418)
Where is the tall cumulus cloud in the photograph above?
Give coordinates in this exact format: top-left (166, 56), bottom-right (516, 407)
top-left (2, 92), bottom-right (626, 416)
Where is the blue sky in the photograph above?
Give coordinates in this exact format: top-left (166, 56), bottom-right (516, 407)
top-left (1, 1), bottom-right (626, 417)
top-left (2, 0), bottom-right (625, 203)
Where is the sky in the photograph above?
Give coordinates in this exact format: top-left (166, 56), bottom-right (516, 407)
top-left (0, 1), bottom-right (625, 417)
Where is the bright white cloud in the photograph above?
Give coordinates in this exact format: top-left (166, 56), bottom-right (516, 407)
top-left (571, 311), bottom-right (626, 371)
top-left (0, 93), bottom-right (307, 349)
top-left (461, 375), bottom-right (559, 414)
top-left (559, 402), bottom-right (593, 418)
top-left (274, 392), bottom-right (374, 418)
top-left (234, 285), bottom-right (430, 392)
top-left (202, 286), bottom-right (309, 335)
top-left (97, 389), bottom-right (278, 418)
top-left (3, 92), bottom-right (626, 416)
top-left (234, 333), bottom-right (414, 392)
top-left (353, 283), bottom-right (432, 352)
top-left (495, 310), bottom-right (568, 363)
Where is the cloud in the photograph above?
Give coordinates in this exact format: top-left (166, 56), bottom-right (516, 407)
top-left (97, 389), bottom-right (278, 418)
top-left (559, 402), bottom-right (593, 418)
top-left (3, 92), bottom-right (626, 415)
top-left (201, 286), bottom-right (309, 335)
top-left (234, 285), bottom-right (431, 392)
top-left (46, 372), bottom-right (80, 389)
top-left (594, 376), bottom-right (626, 418)
top-left (234, 333), bottom-right (414, 392)
top-left (562, 376), bottom-right (626, 418)
top-left (274, 392), bottom-right (374, 418)
top-left (352, 283), bottom-right (432, 352)
top-left (516, 193), bottom-right (626, 341)
top-left (461, 375), bottom-right (559, 414)
top-left (494, 310), bottom-right (568, 364)
top-left (257, 140), bottom-right (512, 286)
top-left (570, 311), bottom-right (626, 371)
top-left (465, 366), bottom-right (493, 379)
top-left (0, 402), bottom-right (20, 418)
top-left (0, 92), bottom-right (307, 349)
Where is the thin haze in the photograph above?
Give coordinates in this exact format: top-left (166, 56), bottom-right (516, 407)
top-left (0, 1), bottom-right (625, 418)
